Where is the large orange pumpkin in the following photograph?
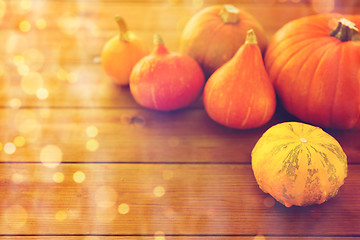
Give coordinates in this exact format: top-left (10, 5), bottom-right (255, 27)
top-left (265, 14), bottom-right (360, 129)
top-left (251, 122), bottom-right (348, 207)
top-left (180, 4), bottom-right (268, 78)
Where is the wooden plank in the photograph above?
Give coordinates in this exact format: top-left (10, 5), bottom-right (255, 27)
top-left (0, 237), bottom-right (359, 240)
top-left (0, 163), bottom-right (359, 235)
top-left (1, 108), bottom-right (358, 164)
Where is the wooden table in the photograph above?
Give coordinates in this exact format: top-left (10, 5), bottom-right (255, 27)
top-left (0, 0), bottom-right (359, 239)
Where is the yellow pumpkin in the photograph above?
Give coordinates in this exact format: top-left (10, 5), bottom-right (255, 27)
top-left (251, 122), bottom-right (348, 207)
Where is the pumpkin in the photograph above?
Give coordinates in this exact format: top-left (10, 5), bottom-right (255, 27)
top-left (129, 34), bottom-right (205, 111)
top-left (203, 29), bottom-right (276, 129)
top-left (180, 4), bottom-right (268, 78)
top-left (101, 16), bottom-right (148, 85)
top-left (264, 14), bottom-right (360, 129)
top-left (251, 122), bottom-right (348, 207)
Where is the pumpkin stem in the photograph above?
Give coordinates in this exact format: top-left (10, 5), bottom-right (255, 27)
top-left (219, 4), bottom-right (239, 24)
top-left (115, 15), bottom-right (130, 42)
top-left (245, 29), bottom-right (258, 45)
top-left (330, 18), bottom-right (359, 41)
top-left (153, 34), bottom-right (169, 55)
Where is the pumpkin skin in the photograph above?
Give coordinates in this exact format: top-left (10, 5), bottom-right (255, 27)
top-left (101, 16), bottom-right (148, 86)
top-left (203, 30), bottom-right (276, 129)
top-left (129, 34), bottom-right (205, 111)
top-left (180, 4), bottom-right (268, 78)
top-left (251, 122), bottom-right (348, 207)
top-left (265, 14), bottom-right (360, 129)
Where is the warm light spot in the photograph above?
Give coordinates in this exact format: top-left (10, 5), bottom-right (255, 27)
top-left (12, 173), bottom-right (24, 184)
top-left (311, 0), bottom-right (335, 13)
top-left (17, 64), bottom-right (30, 76)
top-left (9, 98), bottom-right (22, 109)
top-left (162, 170), bottom-right (174, 180)
top-left (4, 142), bottom-right (16, 154)
top-left (20, 0), bottom-right (32, 11)
top-left (14, 136), bottom-right (26, 147)
top-left (154, 231), bottom-right (166, 240)
top-left (21, 72), bottom-right (43, 95)
top-left (300, 138), bottom-right (307, 143)
top-left (263, 196), bottom-right (275, 208)
top-left (13, 55), bottom-right (25, 65)
top-left (35, 18), bottom-right (47, 30)
top-left (86, 126), bottom-right (98, 138)
top-left (86, 139), bottom-right (99, 152)
top-left (4, 205), bottom-right (28, 229)
top-left (40, 145), bottom-right (63, 168)
top-left (55, 210), bottom-right (67, 221)
top-left (73, 171), bottom-right (86, 183)
top-left (53, 172), bottom-right (65, 183)
top-left (0, 1), bottom-right (6, 20)
top-left (56, 68), bottom-right (69, 81)
top-left (95, 186), bottom-right (118, 208)
top-left (67, 72), bottom-right (78, 83)
top-left (153, 186), bottom-right (165, 197)
top-left (36, 88), bottom-right (49, 100)
top-left (254, 235), bottom-right (266, 240)
top-left (192, 0), bottom-right (204, 8)
top-left (118, 203), bottom-right (130, 215)
top-left (19, 20), bottom-right (31, 32)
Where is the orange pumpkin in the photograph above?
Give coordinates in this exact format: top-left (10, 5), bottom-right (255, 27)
top-left (101, 16), bottom-right (148, 86)
top-left (251, 122), bottom-right (348, 207)
top-left (180, 4), bottom-right (268, 78)
top-left (203, 30), bottom-right (276, 129)
top-left (265, 14), bottom-right (360, 129)
top-left (129, 34), bottom-right (205, 111)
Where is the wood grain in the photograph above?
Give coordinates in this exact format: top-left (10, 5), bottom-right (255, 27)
top-left (0, 164), bottom-right (359, 236)
top-left (0, 108), bottom-right (358, 164)
top-left (0, 1), bottom-right (359, 239)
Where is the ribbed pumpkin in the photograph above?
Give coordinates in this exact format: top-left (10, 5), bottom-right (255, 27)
top-left (265, 14), bottom-right (360, 129)
top-left (180, 4), bottom-right (268, 78)
top-left (251, 122), bottom-right (348, 207)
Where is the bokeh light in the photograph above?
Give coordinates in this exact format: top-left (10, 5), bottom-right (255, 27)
top-left (12, 173), bottom-right (25, 184)
top-left (118, 203), bottom-right (130, 215)
top-left (21, 72), bottom-right (43, 95)
top-left (36, 87), bottom-right (49, 100)
top-left (14, 136), bottom-right (26, 147)
top-left (86, 126), bottom-right (98, 138)
top-left (53, 172), bottom-right (65, 183)
top-left (9, 98), bottom-right (22, 109)
top-left (55, 210), bottom-right (68, 221)
top-left (86, 139), bottom-right (99, 152)
top-left (73, 171), bottom-right (86, 183)
top-left (154, 231), bottom-right (166, 240)
top-left (40, 144), bottom-right (63, 168)
top-left (19, 20), bottom-right (31, 32)
top-left (35, 18), bottom-right (47, 30)
top-left (4, 142), bottom-right (16, 154)
top-left (153, 186), bottom-right (165, 197)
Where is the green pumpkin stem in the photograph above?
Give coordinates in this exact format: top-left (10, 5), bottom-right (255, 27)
top-left (330, 18), bottom-right (359, 41)
top-left (219, 4), bottom-right (239, 24)
top-left (245, 29), bottom-right (258, 45)
top-left (115, 15), bottom-right (130, 42)
top-left (153, 33), bottom-right (164, 46)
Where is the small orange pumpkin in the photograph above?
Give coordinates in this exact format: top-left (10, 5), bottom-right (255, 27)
top-left (203, 29), bottom-right (276, 129)
top-left (129, 34), bottom-right (205, 111)
top-left (251, 122), bottom-right (348, 207)
top-left (101, 16), bottom-right (148, 85)
top-left (265, 14), bottom-right (360, 129)
top-left (180, 4), bottom-right (268, 78)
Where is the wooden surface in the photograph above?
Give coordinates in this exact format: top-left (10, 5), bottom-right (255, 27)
top-left (0, 0), bottom-right (359, 239)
